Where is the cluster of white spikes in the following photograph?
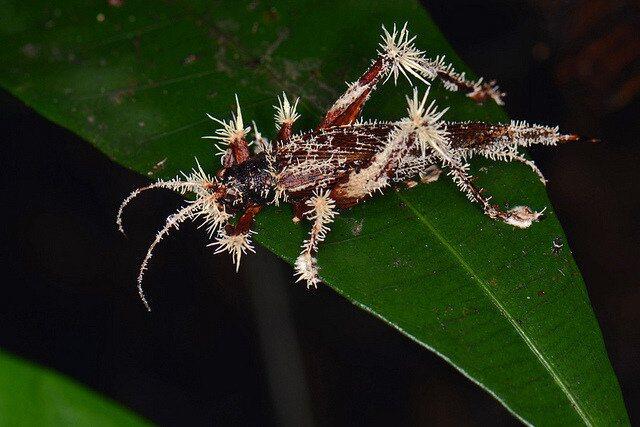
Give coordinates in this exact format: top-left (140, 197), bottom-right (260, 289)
top-left (274, 92), bottom-right (300, 130)
top-left (378, 23), bottom-right (434, 84)
top-left (402, 87), bottom-right (451, 160)
top-left (203, 95), bottom-right (252, 161)
top-left (210, 229), bottom-right (256, 272)
top-left (294, 190), bottom-right (337, 288)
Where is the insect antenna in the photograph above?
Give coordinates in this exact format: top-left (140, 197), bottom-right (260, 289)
top-left (136, 202), bottom-right (201, 311)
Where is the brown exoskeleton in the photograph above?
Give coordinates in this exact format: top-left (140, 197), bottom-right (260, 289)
top-left (118, 23), bottom-right (584, 310)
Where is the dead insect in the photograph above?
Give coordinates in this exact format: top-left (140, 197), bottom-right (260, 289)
top-left (118, 23), bottom-right (585, 310)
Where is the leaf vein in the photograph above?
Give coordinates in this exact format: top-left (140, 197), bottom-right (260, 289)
top-left (398, 193), bottom-right (592, 426)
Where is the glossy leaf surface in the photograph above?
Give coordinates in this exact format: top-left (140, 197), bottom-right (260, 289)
top-left (0, 351), bottom-right (148, 426)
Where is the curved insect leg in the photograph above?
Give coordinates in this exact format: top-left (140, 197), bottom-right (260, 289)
top-left (202, 94), bottom-right (252, 168)
top-left (423, 56), bottom-right (505, 105)
top-left (318, 22), bottom-right (505, 130)
top-left (447, 163), bottom-right (543, 228)
top-left (496, 153), bottom-right (547, 184)
top-left (318, 23), bottom-right (437, 129)
top-left (294, 190), bottom-right (337, 288)
top-left (210, 204), bottom-right (262, 272)
top-left (377, 23), bottom-right (504, 105)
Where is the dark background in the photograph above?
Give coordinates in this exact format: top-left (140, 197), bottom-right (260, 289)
top-left (0, 1), bottom-right (638, 425)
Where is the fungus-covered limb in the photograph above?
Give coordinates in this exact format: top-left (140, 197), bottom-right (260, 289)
top-left (294, 191), bottom-right (337, 288)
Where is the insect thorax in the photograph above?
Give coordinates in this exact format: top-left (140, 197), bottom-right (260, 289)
top-left (219, 153), bottom-right (276, 210)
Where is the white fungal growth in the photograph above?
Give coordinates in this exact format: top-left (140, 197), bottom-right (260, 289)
top-left (402, 87), bottom-right (450, 160)
top-left (274, 92), bottom-right (300, 129)
top-left (503, 206), bottom-right (545, 229)
top-left (117, 159), bottom-right (221, 235)
top-left (251, 121), bottom-right (271, 154)
top-left (203, 94), bottom-right (251, 158)
top-left (118, 158), bottom-right (234, 310)
top-left (509, 120), bottom-right (561, 146)
top-left (294, 253), bottom-right (319, 288)
top-left (330, 81), bottom-right (369, 114)
top-left (295, 190), bottom-right (337, 288)
top-left (196, 196), bottom-right (231, 238)
top-left (305, 189), bottom-right (337, 225)
top-left (137, 202), bottom-right (201, 311)
top-left (211, 229), bottom-right (256, 272)
top-left (116, 25), bottom-right (571, 308)
top-left (378, 23), bottom-right (431, 84)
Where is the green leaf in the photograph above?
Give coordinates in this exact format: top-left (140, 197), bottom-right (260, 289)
top-left (0, 0), bottom-right (629, 425)
top-left (0, 350), bottom-right (148, 426)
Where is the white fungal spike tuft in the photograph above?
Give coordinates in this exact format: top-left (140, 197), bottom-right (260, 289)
top-left (305, 189), bottom-right (337, 226)
top-left (274, 92), bottom-right (300, 129)
top-left (378, 23), bottom-right (432, 84)
top-left (203, 94), bottom-right (252, 158)
top-left (210, 229), bottom-right (256, 272)
top-left (403, 87), bottom-right (451, 160)
top-left (294, 253), bottom-right (320, 289)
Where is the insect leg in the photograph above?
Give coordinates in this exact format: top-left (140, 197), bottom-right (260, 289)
top-left (318, 23), bottom-right (432, 129)
top-left (496, 153), bottom-right (547, 184)
top-left (318, 57), bottom-right (386, 129)
top-left (203, 95), bottom-right (252, 167)
top-left (447, 121), bottom-right (580, 151)
top-left (318, 23), bottom-right (505, 131)
top-left (294, 190), bottom-right (337, 288)
top-left (447, 120), bottom-right (583, 184)
top-left (210, 204), bottom-right (262, 272)
top-left (423, 56), bottom-right (505, 105)
top-left (330, 89), bottom-right (447, 207)
top-left (447, 163), bottom-right (543, 228)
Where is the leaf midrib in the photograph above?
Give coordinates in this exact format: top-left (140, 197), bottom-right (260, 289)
top-left (397, 193), bottom-right (592, 426)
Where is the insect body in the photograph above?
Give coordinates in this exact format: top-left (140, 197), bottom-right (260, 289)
top-left (118, 23), bottom-right (582, 310)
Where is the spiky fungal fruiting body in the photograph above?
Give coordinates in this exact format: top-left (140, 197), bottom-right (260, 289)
top-left (118, 23), bottom-right (584, 310)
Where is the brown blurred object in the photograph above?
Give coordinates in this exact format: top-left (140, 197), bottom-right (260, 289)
top-left (533, 0), bottom-right (640, 129)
